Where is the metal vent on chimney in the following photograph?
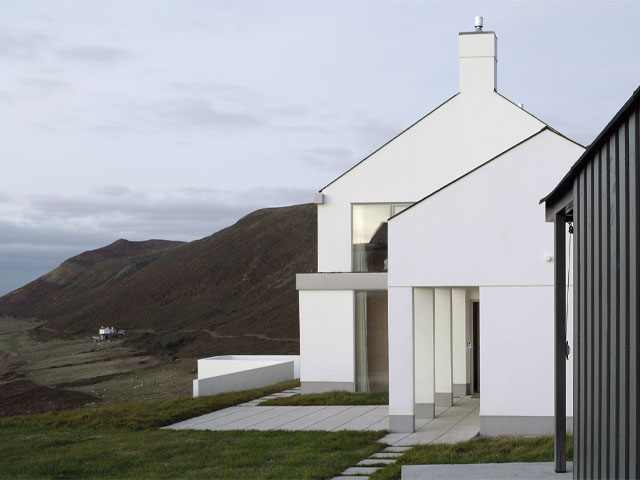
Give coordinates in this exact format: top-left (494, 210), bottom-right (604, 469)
top-left (475, 16), bottom-right (483, 31)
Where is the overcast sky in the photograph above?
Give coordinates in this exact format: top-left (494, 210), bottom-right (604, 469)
top-left (1, 0), bottom-right (639, 295)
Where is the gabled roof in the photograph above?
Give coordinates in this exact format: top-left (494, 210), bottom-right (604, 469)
top-left (319, 90), bottom-right (582, 193)
top-left (388, 126), bottom-right (549, 220)
top-left (319, 93), bottom-right (460, 192)
top-left (541, 84), bottom-right (640, 207)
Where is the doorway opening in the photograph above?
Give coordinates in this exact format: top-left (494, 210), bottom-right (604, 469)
top-left (472, 301), bottom-right (480, 396)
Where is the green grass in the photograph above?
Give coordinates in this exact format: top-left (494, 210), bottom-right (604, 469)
top-left (370, 435), bottom-right (574, 480)
top-left (0, 427), bottom-right (383, 479)
top-left (259, 390), bottom-right (388, 406)
top-left (0, 379), bottom-right (387, 479)
top-left (1, 379), bottom-right (300, 430)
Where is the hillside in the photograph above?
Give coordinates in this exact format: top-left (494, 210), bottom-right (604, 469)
top-left (0, 203), bottom-right (317, 357)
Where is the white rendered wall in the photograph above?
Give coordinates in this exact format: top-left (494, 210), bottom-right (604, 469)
top-left (388, 286), bottom-right (415, 417)
top-left (451, 288), bottom-right (468, 388)
top-left (388, 130), bottom-right (584, 288)
top-left (387, 130), bottom-right (581, 419)
top-left (480, 286), bottom-right (573, 417)
top-left (299, 290), bottom-right (354, 384)
top-left (414, 288), bottom-right (435, 405)
top-left (434, 288), bottom-right (452, 395)
top-left (316, 91), bottom-right (545, 273)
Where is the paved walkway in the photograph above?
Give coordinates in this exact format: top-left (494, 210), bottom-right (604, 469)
top-left (402, 462), bottom-right (573, 479)
top-left (165, 389), bottom-right (479, 447)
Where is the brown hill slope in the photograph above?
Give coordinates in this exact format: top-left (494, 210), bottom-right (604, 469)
top-left (0, 204), bottom-right (317, 354)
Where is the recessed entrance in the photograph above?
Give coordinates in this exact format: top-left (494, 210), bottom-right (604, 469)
top-left (472, 301), bottom-right (480, 396)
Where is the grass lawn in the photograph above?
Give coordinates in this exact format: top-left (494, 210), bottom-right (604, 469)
top-left (0, 380), bottom-right (386, 479)
top-left (370, 435), bottom-right (574, 480)
top-left (259, 390), bottom-right (388, 406)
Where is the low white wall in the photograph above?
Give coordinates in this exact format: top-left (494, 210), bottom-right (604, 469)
top-left (198, 355), bottom-right (300, 379)
top-left (193, 360), bottom-right (294, 397)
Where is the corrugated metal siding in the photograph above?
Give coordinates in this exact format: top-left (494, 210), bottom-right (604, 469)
top-left (572, 105), bottom-right (639, 479)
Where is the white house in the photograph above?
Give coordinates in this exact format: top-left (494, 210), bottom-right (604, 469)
top-left (296, 20), bottom-right (585, 434)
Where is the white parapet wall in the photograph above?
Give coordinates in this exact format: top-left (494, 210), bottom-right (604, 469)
top-left (193, 355), bottom-right (300, 398)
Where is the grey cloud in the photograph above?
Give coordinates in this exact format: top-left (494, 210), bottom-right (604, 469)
top-left (353, 115), bottom-right (399, 150)
top-left (55, 45), bottom-right (131, 64)
top-left (22, 77), bottom-right (72, 94)
top-left (0, 30), bottom-right (48, 60)
top-left (24, 186), bottom-right (310, 239)
top-left (168, 81), bottom-right (263, 105)
top-left (302, 147), bottom-right (356, 171)
top-left (0, 91), bottom-right (16, 106)
top-left (168, 82), bottom-right (308, 124)
top-left (92, 185), bottom-right (137, 197)
top-left (267, 105), bottom-right (309, 119)
top-left (150, 98), bottom-right (264, 129)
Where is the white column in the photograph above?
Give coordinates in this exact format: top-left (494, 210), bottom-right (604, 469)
top-left (388, 286), bottom-right (415, 432)
top-left (414, 288), bottom-right (435, 418)
top-left (434, 287), bottom-right (453, 407)
top-left (452, 288), bottom-right (469, 398)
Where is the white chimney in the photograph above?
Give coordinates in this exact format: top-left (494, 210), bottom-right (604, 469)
top-left (459, 17), bottom-right (497, 93)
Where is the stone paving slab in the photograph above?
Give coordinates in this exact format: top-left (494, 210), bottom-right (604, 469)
top-left (283, 406), bottom-right (353, 430)
top-left (371, 452), bottom-right (403, 458)
top-left (342, 466), bottom-right (380, 475)
top-left (214, 406), bottom-right (304, 430)
top-left (402, 462), bottom-right (573, 479)
top-left (384, 446), bottom-right (411, 452)
top-left (357, 458), bottom-right (396, 465)
top-left (250, 406), bottom-right (327, 431)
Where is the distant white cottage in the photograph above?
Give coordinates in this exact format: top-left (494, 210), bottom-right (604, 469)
top-left (296, 20), bottom-right (584, 434)
top-left (98, 326), bottom-right (117, 340)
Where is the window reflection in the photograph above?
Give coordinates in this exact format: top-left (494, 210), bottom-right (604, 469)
top-left (355, 291), bottom-right (388, 393)
top-left (352, 203), bottom-right (411, 272)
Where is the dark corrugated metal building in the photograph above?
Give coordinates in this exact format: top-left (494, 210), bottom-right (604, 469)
top-left (544, 86), bottom-right (639, 479)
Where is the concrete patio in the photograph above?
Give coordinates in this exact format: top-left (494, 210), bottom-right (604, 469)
top-left (165, 390), bottom-right (479, 446)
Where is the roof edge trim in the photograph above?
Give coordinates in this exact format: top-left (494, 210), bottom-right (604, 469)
top-left (493, 91), bottom-right (585, 149)
top-left (319, 92), bottom-right (461, 193)
top-left (389, 126), bottom-right (549, 220)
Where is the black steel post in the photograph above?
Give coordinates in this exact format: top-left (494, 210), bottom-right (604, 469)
top-left (554, 212), bottom-right (567, 473)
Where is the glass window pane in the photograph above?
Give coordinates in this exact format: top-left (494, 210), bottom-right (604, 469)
top-left (355, 291), bottom-right (389, 393)
top-left (392, 203), bottom-right (412, 216)
top-left (352, 204), bottom-right (390, 272)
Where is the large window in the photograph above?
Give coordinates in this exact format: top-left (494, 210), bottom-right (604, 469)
top-left (355, 291), bottom-right (388, 392)
top-left (352, 203), bottom-right (411, 272)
